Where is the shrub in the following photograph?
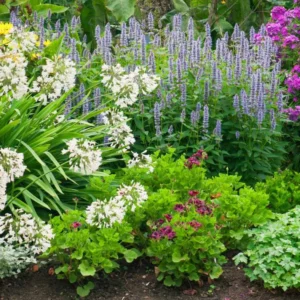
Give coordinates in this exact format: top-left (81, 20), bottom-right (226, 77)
top-left (44, 210), bottom-right (141, 297)
top-left (212, 186), bottom-right (273, 248)
top-left (234, 206), bottom-right (300, 291)
top-left (146, 192), bottom-right (226, 287)
top-left (256, 170), bottom-right (300, 213)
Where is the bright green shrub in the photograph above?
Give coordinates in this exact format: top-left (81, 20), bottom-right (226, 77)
top-left (212, 187), bottom-right (273, 248)
top-left (256, 170), bottom-right (300, 213)
top-left (234, 206), bottom-right (300, 291)
top-left (44, 210), bottom-right (141, 297)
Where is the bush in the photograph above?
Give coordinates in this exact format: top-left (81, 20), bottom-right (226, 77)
top-left (256, 170), bottom-right (300, 213)
top-left (234, 206), bottom-right (300, 291)
top-left (44, 210), bottom-right (141, 297)
top-left (146, 192), bottom-right (226, 286)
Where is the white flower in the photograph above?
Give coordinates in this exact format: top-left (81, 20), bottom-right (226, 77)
top-left (0, 166), bottom-right (8, 211)
top-left (86, 198), bottom-right (126, 228)
top-left (0, 209), bottom-right (54, 256)
top-left (62, 139), bottom-right (102, 175)
top-left (127, 151), bottom-right (154, 173)
top-left (101, 64), bottom-right (160, 108)
top-left (31, 56), bottom-right (76, 104)
top-left (102, 110), bottom-right (135, 151)
top-left (86, 182), bottom-right (148, 228)
top-left (0, 148), bottom-right (26, 183)
top-left (5, 29), bottom-right (38, 53)
top-left (0, 51), bottom-right (28, 100)
top-left (114, 181), bottom-right (148, 212)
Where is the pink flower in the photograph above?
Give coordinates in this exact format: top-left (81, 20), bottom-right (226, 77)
top-left (271, 6), bottom-right (287, 21)
top-left (254, 33), bottom-right (263, 44)
top-left (72, 222), bottom-right (81, 228)
top-left (189, 221), bottom-right (202, 230)
top-left (164, 214), bottom-right (172, 222)
top-left (292, 65), bottom-right (300, 73)
top-left (174, 204), bottom-right (185, 213)
top-left (283, 35), bottom-right (299, 49)
top-left (188, 190), bottom-right (199, 197)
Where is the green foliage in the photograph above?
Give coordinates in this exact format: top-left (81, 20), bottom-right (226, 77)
top-left (256, 170), bottom-right (300, 213)
top-left (212, 186), bottom-right (273, 248)
top-left (44, 210), bottom-right (140, 297)
top-left (234, 206), bottom-right (300, 291)
top-left (146, 200), bottom-right (226, 286)
top-left (0, 94), bottom-right (116, 216)
top-left (121, 150), bottom-right (206, 197)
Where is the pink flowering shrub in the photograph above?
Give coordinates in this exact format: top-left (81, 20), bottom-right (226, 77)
top-left (266, 4), bottom-right (300, 104)
top-left (146, 191), bottom-right (226, 287)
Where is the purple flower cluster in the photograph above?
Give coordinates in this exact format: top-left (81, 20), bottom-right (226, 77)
top-left (151, 225), bottom-right (176, 240)
top-left (283, 106), bottom-right (300, 121)
top-left (185, 149), bottom-right (208, 169)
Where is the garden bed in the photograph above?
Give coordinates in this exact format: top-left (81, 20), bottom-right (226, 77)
top-left (1, 258), bottom-right (299, 300)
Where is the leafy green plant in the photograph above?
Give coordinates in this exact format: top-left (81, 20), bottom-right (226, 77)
top-left (44, 210), bottom-right (140, 297)
top-left (212, 186), bottom-right (273, 248)
top-left (146, 193), bottom-right (226, 286)
top-left (121, 149), bottom-right (206, 197)
top-left (0, 0), bottom-right (68, 21)
top-left (234, 206), bottom-right (300, 291)
top-left (256, 170), bottom-right (300, 213)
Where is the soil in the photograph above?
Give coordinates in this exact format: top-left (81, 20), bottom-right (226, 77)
top-left (1, 256), bottom-right (299, 300)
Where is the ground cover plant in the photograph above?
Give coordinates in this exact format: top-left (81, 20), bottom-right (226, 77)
top-left (1, 0), bottom-right (300, 299)
top-left (234, 206), bottom-right (300, 291)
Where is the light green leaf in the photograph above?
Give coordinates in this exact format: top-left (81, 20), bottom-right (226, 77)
top-left (33, 4), bottom-right (68, 16)
top-left (172, 0), bottom-right (189, 13)
top-left (0, 5), bottom-right (9, 14)
top-left (78, 261), bottom-right (96, 277)
top-left (124, 248), bottom-right (141, 263)
top-left (76, 281), bottom-right (95, 297)
top-left (106, 0), bottom-right (135, 22)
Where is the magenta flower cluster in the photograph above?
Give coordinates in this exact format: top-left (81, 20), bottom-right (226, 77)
top-left (283, 106), bottom-right (300, 121)
top-left (185, 149), bottom-right (208, 169)
top-left (266, 5), bottom-right (300, 107)
top-left (150, 191), bottom-right (212, 241)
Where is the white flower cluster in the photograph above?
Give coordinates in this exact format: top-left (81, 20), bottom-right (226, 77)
top-left (115, 181), bottom-right (148, 212)
top-left (101, 64), bottom-right (160, 108)
top-left (103, 110), bottom-right (135, 151)
top-left (62, 139), bottom-right (102, 175)
top-left (0, 148), bottom-right (26, 210)
top-left (5, 29), bottom-right (38, 53)
top-left (0, 51), bottom-right (28, 100)
top-left (0, 166), bottom-right (8, 211)
top-left (128, 151), bottom-right (154, 173)
top-left (31, 56), bottom-right (76, 104)
top-left (0, 209), bottom-right (54, 278)
top-left (86, 181), bottom-right (148, 228)
top-left (86, 199), bottom-right (125, 229)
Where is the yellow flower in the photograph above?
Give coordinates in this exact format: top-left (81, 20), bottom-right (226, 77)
top-left (44, 40), bottom-right (51, 47)
top-left (0, 22), bottom-right (13, 35)
top-left (31, 53), bottom-right (39, 60)
top-left (221, 0), bottom-right (226, 4)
